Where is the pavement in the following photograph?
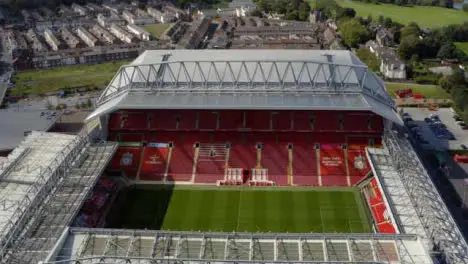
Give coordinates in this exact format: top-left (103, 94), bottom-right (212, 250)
top-left (0, 28), bottom-right (12, 107)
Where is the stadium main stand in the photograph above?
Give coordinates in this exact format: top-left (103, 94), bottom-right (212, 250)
top-left (107, 110), bottom-right (383, 186)
top-left (97, 50), bottom-right (394, 187)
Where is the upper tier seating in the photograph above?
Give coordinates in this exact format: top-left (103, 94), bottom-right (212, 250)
top-left (344, 113), bottom-right (371, 132)
top-left (245, 111), bottom-right (271, 130)
top-left (219, 111), bottom-right (244, 130)
top-left (118, 133), bottom-right (144, 142)
top-left (109, 110), bottom-right (385, 133)
top-left (198, 111), bottom-right (218, 130)
top-left (271, 111), bottom-right (292, 131)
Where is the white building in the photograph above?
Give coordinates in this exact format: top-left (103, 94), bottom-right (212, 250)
top-left (127, 24), bottom-right (151, 41)
top-left (97, 13), bottom-right (126, 28)
top-left (71, 3), bottom-right (88, 16)
top-left (91, 25), bottom-right (117, 44)
top-left (147, 7), bottom-right (177, 23)
top-left (110, 23), bottom-right (136, 43)
top-left (77, 26), bottom-right (98, 47)
top-left (122, 10), bottom-right (154, 25)
top-left (44, 29), bottom-right (62, 51)
top-left (366, 40), bottom-right (406, 80)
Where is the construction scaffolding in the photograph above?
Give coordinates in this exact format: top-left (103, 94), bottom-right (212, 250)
top-left (382, 130), bottom-right (468, 263)
top-left (46, 228), bottom-right (431, 263)
top-left (0, 127), bottom-right (117, 264)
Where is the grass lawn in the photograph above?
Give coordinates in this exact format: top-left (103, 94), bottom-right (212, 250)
top-left (11, 60), bottom-right (129, 96)
top-left (107, 185), bottom-right (372, 233)
top-left (385, 82), bottom-right (450, 99)
top-left (335, 0), bottom-right (468, 28)
top-left (143, 23), bottom-right (173, 38)
top-left (455, 42), bottom-right (468, 56)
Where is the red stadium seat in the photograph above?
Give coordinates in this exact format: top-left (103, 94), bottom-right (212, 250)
top-left (219, 111), bottom-right (244, 130)
top-left (366, 178), bottom-right (397, 234)
top-left (195, 143), bottom-right (227, 183)
top-left (347, 145), bottom-right (371, 185)
top-left (261, 142), bottom-right (289, 186)
top-left (292, 144), bottom-right (319, 186)
top-left (118, 133), bottom-right (144, 142)
top-left (319, 144), bottom-right (347, 186)
top-left (344, 112), bottom-right (370, 132)
top-left (228, 135), bottom-right (257, 171)
top-left (139, 145), bottom-right (169, 181)
top-left (245, 111), bottom-right (271, 130)
top-left (198, 111), bottom-right (219, 130)
top-left (167, 142), bottom-right (195, 182)
top-left (110, 146), bottom-right (143, 179)
top-left (315, 111), bottom-right (340, 131)
top-left (123, 112), bottom-right (147, 130)
top-left (108, 112), bottom-right (122, 130)
top-left (271, 111), bottom-right (291, 131)
top-left (293, 111), bottom-right (313, 131)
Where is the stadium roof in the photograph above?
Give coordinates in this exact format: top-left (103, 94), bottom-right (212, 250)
top-left (87, 50), bottom-right (400, 124)
top-left (0, 110), bottom-right (60, 151)
top-left (0, 128), bottom-right (117, 263)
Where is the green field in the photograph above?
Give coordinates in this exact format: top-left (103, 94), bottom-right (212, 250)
top-left (107, 185), bottom-right (372, 233)
top-left (385, 82), bottom-right (450, 99)
top-left (11, 60), bottom-right (130, 96)
top-left (455, 42), bottom-right (468, 55)
top-left (143, 23), bottom-right (173, 38)
top-left (336, 0), bottom-right (468, 28)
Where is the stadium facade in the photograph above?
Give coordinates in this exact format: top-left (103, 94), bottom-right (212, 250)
top-left (0, 50), bottom-right (466, 263)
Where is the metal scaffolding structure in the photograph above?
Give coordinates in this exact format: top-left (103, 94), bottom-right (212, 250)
top-left (383, 130), bottom-right (468, 263)
top-left (46, 228), bottom-right (431, 263)
top-left (0, 127), bottom-right (117, 264)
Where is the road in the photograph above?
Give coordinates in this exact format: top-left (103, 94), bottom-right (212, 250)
top-left (0, 27), bottom-right (13, 107)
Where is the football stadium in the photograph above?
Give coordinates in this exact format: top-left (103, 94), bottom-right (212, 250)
top-left (0, 49), bottom-right (467, 264)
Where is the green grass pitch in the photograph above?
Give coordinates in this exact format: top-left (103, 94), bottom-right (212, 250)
top-left (107, 185), bottom-right (372, 233)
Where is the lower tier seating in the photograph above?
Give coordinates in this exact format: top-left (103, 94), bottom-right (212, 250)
top-left (110, 146), bottom-right (143, 179)
top-left (365, 178), bottom-right (396, 234)
top-left (109, 132), bottom-right (379, 187)
top-left (139, 145), bottom-right (169, 181)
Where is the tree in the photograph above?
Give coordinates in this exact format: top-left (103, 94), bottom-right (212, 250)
top-left (463, 3), bottom-right (468, 12)
top-left (378, 15), bottom-right (384, 25)
top-left (336, 7), bottom-right (356, 19)
top-left (339, 19), bottom-right (370, 47)
top-left (86, 98), bottom-right (93, 109)
top-left (355, 47), bottom-right (380, 72)
top-left (437, 42), bottom-right (458, 59)
top-left (400, 23), bottom-right (420, 40)
top-left (383, 17), bottom-right (393, 28)
top-left (398, 35), bottom-right (421, 60)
